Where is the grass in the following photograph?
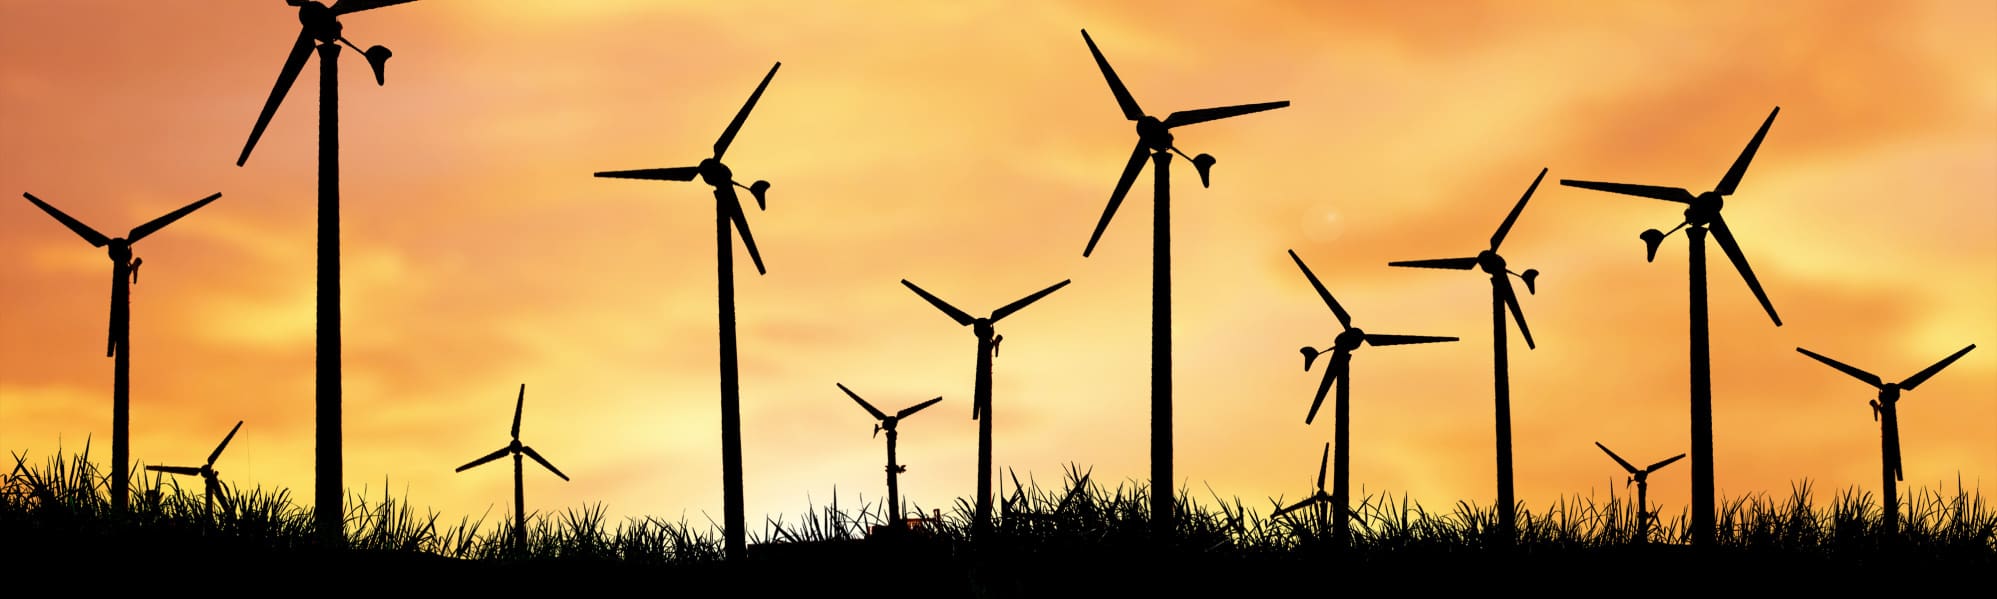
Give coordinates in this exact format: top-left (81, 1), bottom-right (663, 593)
top-left (4, 446), bottom-right (1991, 590)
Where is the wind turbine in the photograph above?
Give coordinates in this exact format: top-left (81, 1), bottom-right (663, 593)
top-left (1795, 344), bottom-right (1976, 534)
top-left (1388, 167), bottom-right (1546, 543)
top-left (1594, 442), bottom-right (1685, 544)
top-left (837, 383), bottom-right (941, 533)
top-left (1559, 106), bottom-right (1785, 547)
top-left (455, 384), bottom-right (570, 554)
top-left (146, 420), bottom-right (244, 518)
top-left (594, 62), bottom-right (779, 561)
top-left (1076, 29), bottom-right (1289, 537)
top-left (21, 191), bottom-right (219, 512)
top-left (233, 0), bottom-right (416, 547)
top-left (1288, 249), bottom-right (1457, 547)
top-left (1270, 443), bottom-right (1343, 539)
top-left (900, 278), bottom-right (1069, 538)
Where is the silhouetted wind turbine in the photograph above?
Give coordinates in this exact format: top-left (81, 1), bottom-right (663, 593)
top-left (900, 278), bottom-right (1069, 538)
top-left (594, 62), bottom-right (779, 561)
top-left (234, 0), bottom-right (415, 547)
top-left (1270, 443), bottom-right (1343, 537)
top-left (1077, 29), bottom-right (1288, 537)
top-left (1795, 344), bottom-right (1976, 535)
top-left (1560, 107), bottom-right (1784, 548)
top-left (1594, 442), bottom-right (1684, 544)
top-left (837, 383), bottom-right (941, 533)
top-left (1389, 167), bottom-right (1546, 544)
top-left (147, 420), bottom-right (244, 517)
top-left (455, 384), bottom-right (570, 554)
top-left (22, 191), bottom-right (219, 512)
top-left (1288, 249), bottom-right (1456, 547)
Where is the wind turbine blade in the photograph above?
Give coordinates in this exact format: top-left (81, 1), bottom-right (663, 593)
top-left (1497, 276), bottom-right (1535, 350)
top-left (1557, 180), bottom-right (1695, 204)
top-left (207, 421), bottom-right (244, 467)
top-left (520, 446), bottom-right (570, 482)
top-left (147, 465), bottom-right (203, 476)
top-left (1272, 497), bottom-right (1312, 519)
top-left (1080, 30), bottom-right (1143, 120)
top-left (1595, 442), bottom-right (1639, 474)
top-left (1287, 250), bottom-right (1350, 329)
top-left (239, 30), bottom-right (314, 166)
top-left (714, 62), bottom-right (780, 160)
top-left (1899, 344), bottom-right (1976, 390)
top-left (725, 189), bottom-right (767, 275)
top-left (1364, 334), bottom-right (1458, 347)
top-left (1162, 101), bottom-right (1289, 128)
top-left (127, 193), bottom-right (220, 243)
top-left (1794, 347), bottom-right (1883, 388)
top-left (21, 193), bottom-right (110, 247)
top-left (331, 0), bottom-right (420, 15)
top-left (1709, 214), bottom-right (1780, 326)
top-left (511, 384), bottom-right (525, 440)
top-left (455, 446), bottom-right (511, 473)
top-left (1645, 453), bottom-right (1687, 473)
top-left (837, 383), bottom-right (888, 421)
top-left (1084, 143), bottom-right (1148, 257)
top-left (1887, 420), bottom-right (1902, 482)
top-left (897, 397), bottom-right (944, 419)
top-left (593, 167), bottom-right (700, 181)
top-left (1387, 257), bottom-right (1477, 271)
top-left (1316, 443), bottom-right (1329, 492)
top-left (1716, 107), bottom-right (1779, 196)
top-left (1492, 167), bottom-right (1547, 250)
top-left (1304, 352), bottom-right (1345, 425)
top-left (991, 280), bottom-right (1072, 322)
top-left (900, 280), bottom-right (974, 326)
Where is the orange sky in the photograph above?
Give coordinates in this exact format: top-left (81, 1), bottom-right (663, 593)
top-left (2, 1), bottom-right (1993, 535)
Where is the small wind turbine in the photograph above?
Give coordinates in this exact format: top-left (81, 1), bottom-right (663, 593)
top-left (1560, 107), bottom-right (1785, 547)
top-left (1595, 442), bottom-right (1685, 544)
top-left (1389, 167), bottom-right (1546, 543)
top-left (22, 191), bottom-right (219, 512)
top-left (1288, 249), bottom-right (1457, 547)
top-left (837, 383), bottom-right (941, 533)
top-left (235, 0), bottom-right (419, 546)
top-left (1270, 443), bottom-right (1344, 539)
top-left (900, 278), bottom-right (1069, 538)
top-left (1077, 28), bottom-right (1289, 537)
top-left (146, 420), bottom-right (244, 518)
top-left (595, 62), bottom-right (780, 561)
top-left (455, 384), bottom-right (570, 553)
top-left (1795, 344), bottom-right (1976, 534)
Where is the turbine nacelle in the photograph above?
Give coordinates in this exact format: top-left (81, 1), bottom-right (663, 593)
top-left (1136, 115), bottom-right (1172, 148)
top-left (1334, 328), bottom-right (1366, 351)
top-left (297, 1), bottom-right (340, 42)
top-left (699, 157), bottom-right (733, 187)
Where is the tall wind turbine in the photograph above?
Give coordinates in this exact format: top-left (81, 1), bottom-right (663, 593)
top-left (1795, 344), bottom-right (1976, 534)
top-left (147, 420), bottom-right (244, 518)
top-left (594, 62), bottom-right (780, 561)
top-left (455, 384), bottom-right (570, 554)
top-left (837, 383), bottom-right (942, 532)
top-left (1560, 107), bottom-right (1785, 547)
top-left (900, 278), bottom-right (1069, 538)
top-left (1287, 249), bottom-right (1457, 547)
top-left (22, 191), bottom-right (219, 512)
top-left (1388, 167), bottom-right (1546, 543)
top-left (233, 0), bottom-right (416, 547)
top-left (1076, 29), bottom-right (1288, 537)
top-left (1594, 442), bottom-right (1685, 544)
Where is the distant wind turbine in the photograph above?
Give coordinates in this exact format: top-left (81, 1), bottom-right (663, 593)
top-left (837, 383), bottom-right (942, 532)
top-left (455, 384), bottom-right (570, 554)
top-left (1595, 442), bottom-right (1685, 544)
top-left (900, 278), bottom-right (1069, 538)
top-left (22, 191), bottom-right (219, 512)
top-left (147, 420), bottom-right (244, 518)
top-left (1795, 344), bottom-right (1975, 534)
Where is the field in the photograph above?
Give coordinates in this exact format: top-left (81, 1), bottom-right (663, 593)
top-left (4, 447), bottom-right (1990, 594)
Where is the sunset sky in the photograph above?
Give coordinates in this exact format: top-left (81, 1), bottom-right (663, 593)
top-left (2, 1), bottom-right (1992, 537)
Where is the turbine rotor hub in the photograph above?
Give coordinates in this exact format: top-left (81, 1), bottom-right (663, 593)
top-left (973, 319), bottom-right (994, 339)
top-left (299, 2), bottom-right (342, 43)
top-left (1879, 384), bottom-right (1901, 401)
top-left (1686, 192), bottom-right (1724, 225)
top-left (1477, 249), bottom-right (1506, 274)
top-left (1136, 116), bottom-right (1172, 150)
top-left (1335, 328), bottom-right (1365, 350)
top-left (108, 240), bottom-right (132, 264)
top-left (699, 158), bottom-right (732, 187)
